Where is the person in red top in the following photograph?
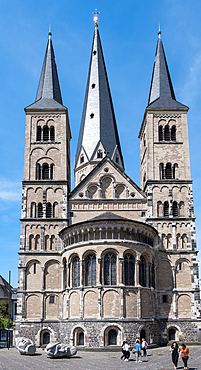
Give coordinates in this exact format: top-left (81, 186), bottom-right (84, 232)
top-left (179, 343), bottom-right (192, 370)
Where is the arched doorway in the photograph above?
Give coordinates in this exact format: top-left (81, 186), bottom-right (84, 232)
top-left (108, 329), bottom-right (117, 345)
top-left (78, 331), bottom-right (84, 345)
top-left (42, 331), bottom-right (50, 345)
top-left (140, 329), bottom-right (146, 342)
top-left (168, 328), bottom-right (176, 341)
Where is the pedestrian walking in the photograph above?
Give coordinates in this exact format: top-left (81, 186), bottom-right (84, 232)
top-left (134, 339), bottom-right (142, 363)
top-left (179, 343), bottom-right (192, 370)
top-left (141, 338), bottom-right (148, 357)
top-left (120, 340), bottom-right (126, 360)
top-left (123, 341), bottom-right (130, 361)
top-left (169, 341), bottom-right (179, 369)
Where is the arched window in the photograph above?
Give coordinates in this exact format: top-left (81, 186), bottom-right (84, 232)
top-left (36, 126), bottom-right (41, 141)
top-left (78, 332), bottom-right (84, 345)
top-left (35, 234), bottom-right (40, 250)
top-left (167, 234), bottom-right (172, 249)
top-left (179, 201), bottom-right (184, 216)
top-left (30, 202), bottom-right (36, 218)
top-left (171, 126), bottom-right (176, 141)
top-left (158, 126), bottom-right (163, 141)
top-left (45, 235), bottom-right (49, 250)
top-left (97, 150), bottom-right (103, 158)
top-left (29, 235), bottom-right (34, 250)
top-left (164, 125), bottom-right (170, 141)
top-left (182, 234), bottom-right (187, 249)
top-left (38, 203), bottom-right (43, 218)
top-left (159, 163), bottom-right (164, 179)
top-left (53, 202), bottom-right (58, 218)
top-left (104, 253), bottom-right (116, 285)
top-left (43, 125), bottom-right (49, 141)
top-left (124, 254), bottom-right (135, 286)
top-left (50, 235), bottom-right (55, 250)
top-left (108, 329), bottom-right (117, 345)
top-left (172, 163), bottom-right (177, 179)
top-left (42, 331), bottom-right (50, 345)
top-left (165, 163), bottom-right (172, 179)
top-left (157, 201), bottom-right (163, 217)
top-left (46, 203), bottom-right (52, 218)
top-left (50, 164), bottom-right (53, 180)
top-left (85, 254), bottom-right (96, 286)
top-left (36, 163), bottom-right (41, 180)
top-left (169, 328), bottom-right (176, 341)
top-left (173, 201), bottom-right (178, 217)
top-left (72, 256), bottom-right (80, 287)
top-left (50, 126), bottom-right (55, 141)
top-left (164, 201), bottom-right (169, 217)
top-left (42, 164), bottom-right (49, 179)
top-left (176, 234), bottom-right (181, 249)
top-left (139, 256), bottom-right (146, 287)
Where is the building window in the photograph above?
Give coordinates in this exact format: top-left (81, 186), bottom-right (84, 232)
top-left (124, 254), bottom-right (135, 285)
top-left (42, 163), bottom-right (49, 179)
top-left (139, 256), bottom-right (146, 287)
top-left (85, 254), bottom-right (96, 286)
top-left (116, 155), bottom-right (119, 164)
top-left (30, 202), bottom-right (36, 218)
top-left (90, 113), bottom-right (94, 119)
top-left (104, 253), bottom-right (116, 285)
top-left (49, 295), bottom-right (55, 304)
top-left (163, 295), bottom-right (168, 303)
top-left (72, 256), bottom-right (80, 287)
top-left (165, 163), bottom-right (172, 179)
top-left (38, 203), bottom-right (43, 218)
top-left (36, 163), bottom-right (41, 180)
top-left (50, 126), bottom-right (55, 141)
top-left (159, 125), bottom-right (163, 141)
top-left (173, 201), bottom-right (179, 217)
top-left (50, 164), bottom-right (53, 180)
top-left (33, 262), bottom-right (36, 274)
top-left (43, 125), bottom-right (49, 141)
top-left (164, 125), bottom-right (170, 141)
top-left (159, 163), bottom-right (164, 179)
top-left (36, 126), bottom-right (41, 141)
top-left (171, 126), bottom-right (176, 141)
top-left (97, 150), bottom-right (103, 158)
top-left (164, 201), bottom-right (169, 217)
top-left (92, 83), bottom-right (96, 89)
top-left (80, 155), bottom-right (84, 164)
top-left (46, 203), bottom-right (52, 218)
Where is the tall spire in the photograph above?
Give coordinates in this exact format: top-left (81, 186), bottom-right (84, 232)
top-left (26, 31), bottom-right (64, 110)
top-left (148, 31), bottom-right (187, 109)
top-left (75, 19), bottom-right (124, 171)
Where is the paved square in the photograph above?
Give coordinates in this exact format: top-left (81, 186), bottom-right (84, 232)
top-left (0, 346), bottom-right (200, 369)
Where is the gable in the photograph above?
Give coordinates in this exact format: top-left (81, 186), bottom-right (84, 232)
top-left (70, 157), bottom-right (146, 201)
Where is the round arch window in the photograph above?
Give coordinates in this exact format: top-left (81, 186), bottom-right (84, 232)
top-left (108, 329), bottom-right (117, 345)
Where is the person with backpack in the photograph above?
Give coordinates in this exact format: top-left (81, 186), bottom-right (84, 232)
top-left (179, 343), bottom-right (192, 370)
top-left (141, 338), bottom-right (148, 357)
top-left (134, 339), bottom-right (142, 363)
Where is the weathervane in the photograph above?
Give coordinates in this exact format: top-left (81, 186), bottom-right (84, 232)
top-left (48, 24), bottom-right (52, 39)
top-left (93, 9), bottom-right (100, 26)
top-left (158, 23), bottom-right (161, 38)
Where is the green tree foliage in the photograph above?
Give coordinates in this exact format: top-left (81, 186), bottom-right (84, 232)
top-left (0, 301), bottom-right (8, 318)
top-left (0, 318), bottom-right (13, 329)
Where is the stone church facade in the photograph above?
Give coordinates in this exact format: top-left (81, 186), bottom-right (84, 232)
top-left (15, 20), bottom-right (201, 347)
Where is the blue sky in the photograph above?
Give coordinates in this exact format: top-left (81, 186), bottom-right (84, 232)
top-left (0, 0), bottom-right (201, 287)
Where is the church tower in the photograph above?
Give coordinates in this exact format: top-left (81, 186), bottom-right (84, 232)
top-left (16, 32), bottom-right (71, 323)
top-left (139, 31), bottom-right (200, 322)
top-left (74, 20), bottom-right (124, 186)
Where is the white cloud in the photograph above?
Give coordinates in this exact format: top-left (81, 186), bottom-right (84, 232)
top-left (0, 180), bottom-right (21, 201)
top-left (181, 51), bottom-right (201, 105)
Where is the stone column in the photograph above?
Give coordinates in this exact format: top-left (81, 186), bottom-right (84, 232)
top-left (172, 266), bottom-right (176, 289)
top-left (88, 229), bottom-right (90, 241)
top-left (99, 228), bottom-right (102, 240)
top-left (137, 288), bottom-right (141, 319)
top-left (119, 257), bottom-right (124, 285)
top-left (173, 291), bottom-right (177, 319)
top-left (93, 228), bottom-right (96, 240)
top-left (172, 223), bottom-right (176, 250)
top-left (150, 288), bottom-right (153, 319)
top-left (117, 228), bottom-right (120, 239)
top-left (66, 290), bottom-right (69, 319)
top-left (135, 259), bottom-right (140, 286)
top-left (98, 287), bottom-right (102, 319)
top-left (97, 257), bottom-right (102, 285)
top-left (60, 293), bottom-right (63, 319)
top-left (80, 288), bottom-right (83, 319)
top-left (169, 189), bottom-right (173, 217)
top-left (41, 292), bottom-right (44, 321)
top-left (43, 190), bottom-right (46, 218)
top-left (61, 266), bottom-right (64, 290)
top-left (120, 287), bottom-right (124, 319)
top-left (80, 259), bottom-right (83, 287)
top-left (41, 226), bottom-right (45, 251)
top-left (41, 266), bottom-right (45, 290)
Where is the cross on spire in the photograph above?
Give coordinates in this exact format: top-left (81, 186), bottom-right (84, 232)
top-left (93, 9), bottom-right (100, 26)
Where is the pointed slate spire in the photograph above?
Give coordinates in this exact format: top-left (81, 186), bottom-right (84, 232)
top-left (148, 30), bottom-right (187, 109)
top-left (26, 31), bottom-right (65, 110)
top-left (75, 21), bottom-right (124, 169)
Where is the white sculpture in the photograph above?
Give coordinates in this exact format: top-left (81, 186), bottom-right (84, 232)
top-left (15, 337), bottom-right (36, 355)
top-left (45, 342), bottom-right (77, 358)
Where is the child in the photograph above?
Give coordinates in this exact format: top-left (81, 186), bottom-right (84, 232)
top-left (134, 339), bottom-right (142, 363)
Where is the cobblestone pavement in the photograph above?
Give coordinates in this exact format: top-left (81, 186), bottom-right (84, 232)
top-left (0, 346), bottom-right (200, 370)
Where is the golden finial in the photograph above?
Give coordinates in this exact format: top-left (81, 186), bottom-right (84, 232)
top-left (92, 9), bottom-right (100, 26)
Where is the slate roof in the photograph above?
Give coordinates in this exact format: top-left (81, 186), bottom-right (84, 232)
top-left (89, 211), bottom-right (129, 221)
top-left (147, 35), bottom-right (188, 110)
top-left (0, 275), bottom-right (14, 299)
top-left (26, 34), bottom-right (65, 111)
top-left (75, 24), bottom-right (124, 168)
